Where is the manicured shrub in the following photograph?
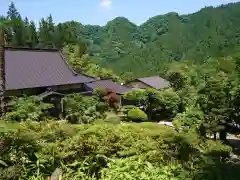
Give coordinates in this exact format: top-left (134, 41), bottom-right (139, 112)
top-left (121, 105), bottom-right (138, 114)
top-left (127, 107), bottom-right (148, 122)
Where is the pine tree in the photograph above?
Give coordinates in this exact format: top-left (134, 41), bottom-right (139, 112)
top-left (47, 14), bottom-right (54, 33)
top-left (53, 23), bottom-right (65, 48)
top-left (7, 2), bottom-right (26, 46)
top-left (38, 17), bottom-right (55, 48)
top-left (46, 14), bottom-right (55, 48)
top-left (7, 2), bottom-right (19, 20)
top-left (38, 18), bottom-right (49, 46)
top-left (198, 71), bottom-right (233, 140)
top-left (12, 17), bottom-right (26, 46)
top-left (23, 17), bottom-right (31, 47)
top-left (24, 17), bottom-right (29, 26)
top-left (28, 21), bottom-right (38, 47)
top-left (24, 18), bottom-right (38, 48)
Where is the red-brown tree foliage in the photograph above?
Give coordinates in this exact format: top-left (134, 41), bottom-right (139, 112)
top-left (105, 88), bottom-right (120, 109)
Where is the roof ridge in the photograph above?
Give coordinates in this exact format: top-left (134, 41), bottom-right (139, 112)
top-left (138, 75), bottom-right (160, 79)
top-left (4, 46), bottom-right (59, 52)
top-left (58, 51), bottom-right (97, 80)
top-left (85, 79), bottom-right (107, 84)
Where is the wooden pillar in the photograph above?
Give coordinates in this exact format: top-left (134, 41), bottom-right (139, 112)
top-left (60, 97), bottom-right (65, 119)
top-left (0, 29), bottom-right (5, 116)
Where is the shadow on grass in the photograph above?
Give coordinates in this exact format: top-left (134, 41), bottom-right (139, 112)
top-left (193, 137), bottom-right (240, 180)
top-left (194, 161), bottom-right (240, 180)
top-left (227, 138), bottom-right (240, 156)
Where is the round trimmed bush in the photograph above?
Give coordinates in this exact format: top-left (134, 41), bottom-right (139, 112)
top-left (127, 108), bottom-right (148, 122)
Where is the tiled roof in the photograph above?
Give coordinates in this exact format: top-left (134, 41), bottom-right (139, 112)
top-left (84, 79), bottom-right (132, 94)
top-left (4, 47), bottom-right (95, 90)
top-left (136, 76), bottom-right (170, 89)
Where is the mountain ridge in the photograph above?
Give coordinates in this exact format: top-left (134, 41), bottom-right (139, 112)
top-left (81, 2), bottom-right (240, 77)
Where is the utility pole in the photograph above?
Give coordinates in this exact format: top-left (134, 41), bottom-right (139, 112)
top-left (0, 29), bottom-right (6, 116)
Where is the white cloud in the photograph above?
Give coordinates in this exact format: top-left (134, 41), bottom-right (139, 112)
top-left (100, 0), bottom-right (112, 9)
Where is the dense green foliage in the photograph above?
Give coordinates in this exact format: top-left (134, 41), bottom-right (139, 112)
top-left (5, 96), bottom-right (53, 121)
top-left (127, 107), bottom-right (147, 122)
top-left (0, 121), bottom-right (236, 180)
top-left (1, 2), bottom-right (240, 179)
top-left (1, 2), bottom-right (240, 77)
top-left (63, 94), bottom-right (102, 124)
top-left (2, 52), bottom-right (240, 179)
top-left (62, 45), bottom-right (122, 82)
top-left (123, 88), bottom-right (181, 120)
top-left (170, 57), bottom-right (240, 139)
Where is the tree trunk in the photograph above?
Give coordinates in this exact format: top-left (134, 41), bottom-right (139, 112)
top-left (220, 131), bottom-right (227, 141)
top-left (199, 124), bottom-right (206, 138)
top-left (0, 29), bottom-right (5, 116)
top-left (148, 102), bottom-right (152, 121)
top-left (214, 133), bottom-right (217, 140)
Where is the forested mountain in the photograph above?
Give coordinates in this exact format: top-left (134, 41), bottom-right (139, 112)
top-left (1, 2), bottom-right (240, 77)
top-left (2, 2), bottom-right (240, 179)
top-left (87, 2), bottom-right (240, 76)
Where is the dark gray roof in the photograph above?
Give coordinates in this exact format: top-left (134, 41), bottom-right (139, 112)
top-left (136, 76), bottom-right (170, 89)
top-left (84, 79), bottom-right (132, 94)
top-left (4, 47), bottom-right (95, 90)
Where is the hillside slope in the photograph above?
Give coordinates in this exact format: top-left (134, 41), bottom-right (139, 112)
top-left (80, 2), bottom-right (240, 76)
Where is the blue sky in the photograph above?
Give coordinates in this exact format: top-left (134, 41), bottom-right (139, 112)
top-left (0, 0), bottom-right (238, 26)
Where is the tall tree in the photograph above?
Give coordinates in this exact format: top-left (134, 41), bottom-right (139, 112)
top-left (38, 16), bottom-right (55, 48)
top-left (47, 14), bottom-right (54, 33)
top-left (0, 17), bottom-right (12, 45)
top-left (7, 2), bottom-right (19, 20)
top-left (23, 17), bottom-right (31, 47)
top-left (11, 17), bottom-right (26, 46)
top-left (198, 72), bottom-right (232, 140)
top-left (28, 21), bottom-right (38, 47)
top-left (23, 17), bottom-right (29, 26)
top-left (46, 14), bottom-right (55, 46)
top-left (7, 2), bottom-right (26, 46)
top-left (38, 18), bottom-right (50, 47)
top-left (0, 20), bottom-right (8, 114)
top-left (53, 23), bottom-right (65, 48)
